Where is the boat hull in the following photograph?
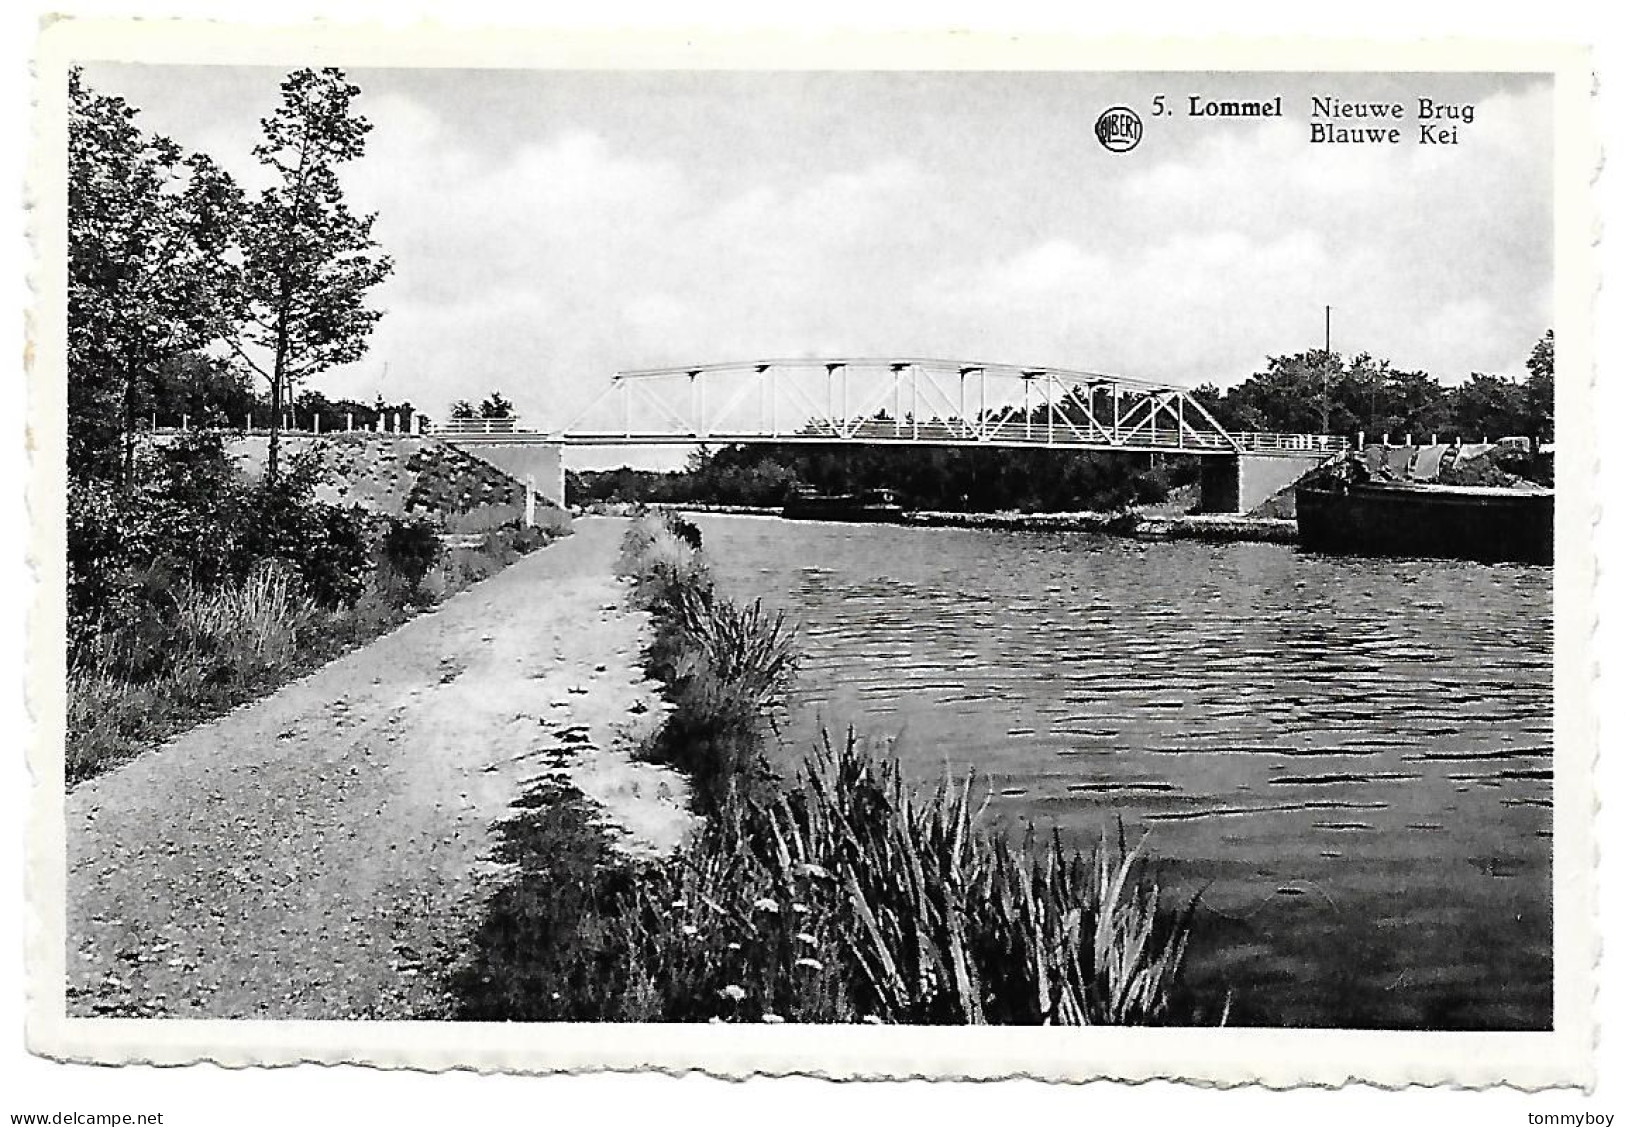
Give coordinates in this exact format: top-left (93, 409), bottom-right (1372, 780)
top-left (782, 487), bottom-right (905, 523)
top-left (1296, 483), bottom-right (1553, 565)
top-left (781, 499), bottom-right (904, 523)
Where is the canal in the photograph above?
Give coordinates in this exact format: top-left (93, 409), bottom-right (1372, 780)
top-left (693, 513), bottom-right (1554, 1030)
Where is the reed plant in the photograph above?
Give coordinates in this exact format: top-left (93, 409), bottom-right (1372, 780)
top-left (777, 733), bottom-right (1193, 1024)
top-left (613, 732), bottom-right (1196, 1025)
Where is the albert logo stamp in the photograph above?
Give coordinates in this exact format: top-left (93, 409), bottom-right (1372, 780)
top-left (1094, 105), bottom-right (1143, 152)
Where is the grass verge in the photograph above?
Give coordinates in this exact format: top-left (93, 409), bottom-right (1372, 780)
top-left (67, 521), bottom-right (567, 785)
top-left (452, 510), bottom-right (1211, 1025)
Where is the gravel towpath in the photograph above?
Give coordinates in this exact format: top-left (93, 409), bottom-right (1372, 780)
top-left (66, 518), bottom-right (692, 1020)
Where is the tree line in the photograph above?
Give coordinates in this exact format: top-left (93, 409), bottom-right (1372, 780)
top-left (1191, 335), bottom-right (1553, 446)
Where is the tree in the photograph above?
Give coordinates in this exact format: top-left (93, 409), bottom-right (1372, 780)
top-left (68, 69), bottom-right (241, 482)
top-left (1525, 330), bottom-right (1554, 443)
top-left (448, 399), bottom-right (476, 420)
top-left (147, 351), bottom-right (257, 428)
top-left (478, 391), bottom-right (515, 420)
top-left (1213, 352), bottom-right (1446, 440)
top-left (1446, 373), bottom-right (1526, 442)
top-left (230, 68), bottom-right (394, 479)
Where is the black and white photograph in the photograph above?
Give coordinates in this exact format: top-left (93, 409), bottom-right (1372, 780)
top-left (24, 23), bottom-right (1598, 1093)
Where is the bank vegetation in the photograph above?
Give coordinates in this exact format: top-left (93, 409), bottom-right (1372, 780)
top-left (67, 432), bottom-right (568, 785)
top-left (454, 511), bottom-right (1207, 1025)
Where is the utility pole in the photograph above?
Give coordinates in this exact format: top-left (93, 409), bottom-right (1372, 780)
top-left (1321, 305), bottom-right (1332, 434)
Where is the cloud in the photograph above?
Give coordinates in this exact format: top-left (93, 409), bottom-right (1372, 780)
top-left (917, 228), bottom-right (1332, 384)
top-left (1073, 82), bottom-right (1556, 386)
top-left (149, 70), bottom-right (1548, 438)
top-left (323, 110), bottom-right (940, 425)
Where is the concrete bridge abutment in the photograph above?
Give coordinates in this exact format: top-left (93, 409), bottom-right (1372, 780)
top-left (445, 443), bottom-right (567, 510)
top-left (1198, 451), bottom-right (1336, 515)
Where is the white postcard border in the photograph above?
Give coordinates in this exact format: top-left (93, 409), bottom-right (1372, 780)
top-left (25, 21), bottom-right (1599, 1089)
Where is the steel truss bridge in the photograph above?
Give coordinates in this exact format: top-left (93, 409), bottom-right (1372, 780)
top-left (429, 357), bottom-right (1349, 457)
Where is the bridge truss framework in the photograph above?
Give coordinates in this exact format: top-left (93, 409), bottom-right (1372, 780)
top-left (543, 358), bottom-right (1346, 456)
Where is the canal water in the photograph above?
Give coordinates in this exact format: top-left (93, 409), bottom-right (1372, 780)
top-left (693, 513), bottom-right (1553, 1030)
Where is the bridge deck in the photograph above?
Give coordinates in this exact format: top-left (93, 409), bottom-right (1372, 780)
top-left (433, 420), bottom-right (1347, 456)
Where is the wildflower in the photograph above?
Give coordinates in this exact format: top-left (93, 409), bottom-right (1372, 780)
top-left (791, 902), bottom-right (810, 914)
top-left (726, 942), bottom-right (742, 951)
top-left (751, 896), bottom-right (780, 914)
top-left (795, 957), bottom-right (824, 972)
top-left (762, 1013), bottom-right (785, 1024)
top-left (671, 899), bottom-right (688, 911)
top-left (795, 932), bottom-right (818, 947)
top-left (681, 924), bottom-right (699, 937)
top-left (719, 984), bottom-right (746, 1003)
top-left (798, 862), bottom-right (833, 880)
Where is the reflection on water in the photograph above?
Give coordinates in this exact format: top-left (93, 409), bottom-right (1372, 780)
top-left (696, 514), bottom-right (1553, 1030)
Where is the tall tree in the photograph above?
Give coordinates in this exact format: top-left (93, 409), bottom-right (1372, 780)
top-left (230, 67), bottom-right (394, 478)
top-left (68, 69), bottom-right (241, 482)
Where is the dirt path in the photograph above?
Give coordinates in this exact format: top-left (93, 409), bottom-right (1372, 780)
top-left (66, 518), bottom-right (693, 1019)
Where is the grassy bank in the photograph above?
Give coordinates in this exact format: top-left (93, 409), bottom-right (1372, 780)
top-left (68, 516), bottom-right (569, 786)
top-left (453, 511), bottom-right (1208, 1025)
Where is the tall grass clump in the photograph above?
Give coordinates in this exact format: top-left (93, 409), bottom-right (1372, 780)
top-left (616, 511), bottom-right (797, 813)
top-left (454, 511), bottom-right (1208, 1025)
top-left (607, 732), bottom-right (1195, 1025)
top-left (169, 561), bottom-right (316, 671)
top-left (764, 734), bottom-right (1194, 1024)
top-left (67, 562), bottom-right (318, 782)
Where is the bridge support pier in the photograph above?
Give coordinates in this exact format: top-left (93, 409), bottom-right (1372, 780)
top-left (1199, 452), bottom-right (1337, 515)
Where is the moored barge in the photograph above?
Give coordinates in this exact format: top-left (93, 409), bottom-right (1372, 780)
top-left (1296, 471), bottom-right (1553, 565)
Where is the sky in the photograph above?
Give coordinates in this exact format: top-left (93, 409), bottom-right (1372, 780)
top-left (80, 65), bottom-right (1554, 467)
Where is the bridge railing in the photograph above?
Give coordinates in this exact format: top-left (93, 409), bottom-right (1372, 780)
top-left (550, 423), bottom-right (1349, 454)
top-left (425, 417), bottom-right (524, 437)
top-left (1232, 432), bottom-right (1351, 453)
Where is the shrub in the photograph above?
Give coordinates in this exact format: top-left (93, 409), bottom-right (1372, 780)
top-left (534, 503), bottom-right (574, 538)
top-left (232, 462), bottom-right (370, 608)
top-left (65, 562), bottom-right (318, 782)
top-left (1130, 465), bottom-right (1172, 505)
top-left (68, 435), bottom-right (372, 662)
top-left (380, 517), bottom-right (442, 594)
